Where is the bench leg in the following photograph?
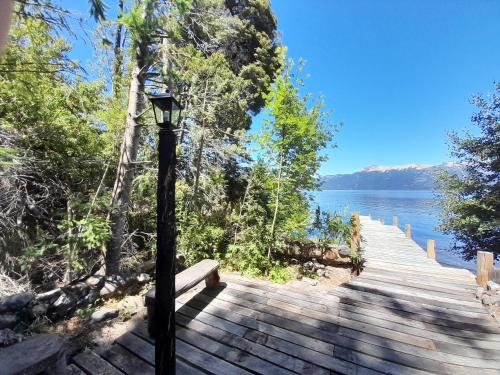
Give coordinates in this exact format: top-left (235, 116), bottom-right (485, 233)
top-left (205, 270), bottom-right (220, 288)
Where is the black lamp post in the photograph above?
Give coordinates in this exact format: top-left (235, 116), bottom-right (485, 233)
top-left (148, 90), bottom-right (182, 375)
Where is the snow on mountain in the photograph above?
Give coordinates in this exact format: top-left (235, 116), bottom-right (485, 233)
top-left (320, 163), bottom-right (462, 190)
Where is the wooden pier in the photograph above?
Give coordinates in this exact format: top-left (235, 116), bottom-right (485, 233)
top-left (71, 216), bottom-right (500, 375)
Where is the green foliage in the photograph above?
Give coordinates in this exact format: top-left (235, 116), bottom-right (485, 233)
top-left (350, 250), bottom-right (364, 274)
top-left (75, 305), bottom-right (95, 320)
top-left (259, 61), bottom-right (335, 257)
top-left (437, 83), bottom-right (500, 260)
top-left (311, 206), bottom-right (352, 255)
top-left (267, 264), bottom-right (293, 284)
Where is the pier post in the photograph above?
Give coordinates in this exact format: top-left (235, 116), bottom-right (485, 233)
top-left (351, 212), bottom-right (361, 252)
top-left (477, 251), bottom-right (494, 287)
top-left (427, 240), bottom-right (435, 259)
top-left (405, 224), bottom-right (411, 239)
top-left (393, 216), bottom-right (398, 227)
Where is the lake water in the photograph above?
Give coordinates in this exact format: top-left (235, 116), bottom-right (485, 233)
top-left (312, 190), bottom-right (475, 271)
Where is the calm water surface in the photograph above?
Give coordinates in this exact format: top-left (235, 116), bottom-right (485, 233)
top-left (312, 190), bottom-right (475, 271)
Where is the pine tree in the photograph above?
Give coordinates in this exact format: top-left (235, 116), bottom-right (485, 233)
top-left (438, 83), bottom-right (500, 260)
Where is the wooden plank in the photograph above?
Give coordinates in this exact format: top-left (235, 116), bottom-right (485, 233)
top-left (427, 239), bottom-right (436, 259)
top-left (99, 344), bottom-right (155, 375)
top-left (176, 299), bottom-right (336, 355)
top-left (176, 358), bottom-right (208, 375)
top-left (176, 312), bottom-right (329, 375)
top-left (73, 350), bottom-right (124, 375)
top-left (477, 251), bottom-right (494, 287)
top-left (67, 364), bottom-right (86, 375)
top-left (185, 292), bottom-right (471, 374)
top-left (177, 325), bottom-right (296, 375)
top-left (352, 276), bottom-right (479, 303)
top-left (343, 280), bottom-right (488, 313)
top-left (177, 308), bottom-right (359, 374)
top-left (201, 287), bottom-right (500, 366)
top-left (116, 333), bottom-right (155, 365)
top-left (333, 287), bottom-right (498, 329)
top-left (204, 286), bottom-right (437, 350)
top-left (0, 334), bottom-right (66, 375)
top-left (176, 298), bottom-right (383, 375)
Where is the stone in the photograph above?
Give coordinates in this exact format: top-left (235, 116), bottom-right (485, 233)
top-left (0, 292), bottom-right (35, 313)
top-left (0, 313), bottom-right (19, 329)
top-left (338, 245), bottom-right (351, 257)
top-left (482, 294), bottom-right (492, 306)
top-left (490, 295), bottom-right (500, 305)
top-left (290, 258), bottom-right (299, 265)
top-left (302, 277), bottom-right (318, 286)
top-left (99, 281), bottom-right (119, 297)
top-left (91, 308), bottom-right (119, 323)
top-left (476, 287), bottom-right (485, 299)
top-left (487, 281), bottom-right (500, 292)
top-left (303, 261), bottom-right (315, 272)
top-left (35, 288), bottom-right (62, 303)
top-left (51, 293), bottom-right (77, 318)
top-left (0, 328), bottom-right (23, 347)
top-left (139, 260), bottom-right (156, 273)
top-left (312, 259), bottom-right (325, 269)
top-left (29, 303), bottom-right (48, 318)
top-left (323, 249), bottom-right (339, 261)
top-left (85, 276), bottom-right (104, 289)
top-left (136, 273), bottom-right (151, 283)
top-left (317, 269), bottom-right (326, 277)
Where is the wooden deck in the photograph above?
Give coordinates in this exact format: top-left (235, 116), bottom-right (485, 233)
top-left (71, 216), bottom-right (500, 374)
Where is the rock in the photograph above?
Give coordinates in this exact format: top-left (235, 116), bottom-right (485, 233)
top-left (290, 258), bottom-right (299, 265)
top-left (100, 281), bottom-right (119, 297)
top-left (0, 313), bottom-right (19, 329)
top-left (476, 287), bottom-right (485, 299)
top-left (482, 294), bottom-right (492, 306)
top-left (317, 269), bottom-right (326, 277)
top-left (35, 288), bottom-right (62, 303)
top-left (0, 328), bottom-right (23, 347)
top-left (29, 304), bottom-right (48, 318)
top-left (85, 276), bottom-right (104, 289)
top-left (338, 245), bottom-right (351, 257)
top-left (91, 308), bottom-right (119, 323)
top-left (323, 249), bottom-right (339, 261)
top-left (312, 259), bottom-right (325, 269)
top-left (302, 277), bottom-right (318, 286)
top-left (136, 273), bottom-right (151, 283)
top-left (490, 295), bottom-right (500, 305)
top-left (303, 261), bottom-right (315, 272)
top-left (487, 281), bottom-right (500, 292)
top-left (51, 292), bottom-right (77, 318)
top-left (139, 260), bottom-right (156, 273)
top-left (0, 293), bottom-right (35, 313)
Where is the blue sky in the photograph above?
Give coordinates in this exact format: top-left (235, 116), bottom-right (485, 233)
top-left (61, 0), bottom-right (500, 175)
top-left (268, 0), bottom-right (500, 174)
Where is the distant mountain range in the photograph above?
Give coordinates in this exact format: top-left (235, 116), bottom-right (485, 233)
top-left (320, 163), bottom-right (462, 190)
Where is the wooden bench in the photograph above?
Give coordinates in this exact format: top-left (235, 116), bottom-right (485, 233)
top-left (0, 334), bottom-right (66, 375)
top-left (144, 259), bottom-right (219, 337)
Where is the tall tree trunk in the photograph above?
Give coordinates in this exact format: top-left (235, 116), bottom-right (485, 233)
top-left (192, 81), bottom-right (210, 202)
top-left (268, 153), bottom-right (283, 259)
top-left (112, 0), bottom-right (124, 98)
top-left (233, 172), bottom-right (253, 244)
top-left (64, 199), bottom-right (75, 283)
top-left (107, 64), bottom-right (145, 275)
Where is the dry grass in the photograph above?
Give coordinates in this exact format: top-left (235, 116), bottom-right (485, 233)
top-left (0, 269), bottom-right (31, 298)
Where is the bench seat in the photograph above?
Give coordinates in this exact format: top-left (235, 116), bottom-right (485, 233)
top-left (145, 259), bottom-right (219, 336)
